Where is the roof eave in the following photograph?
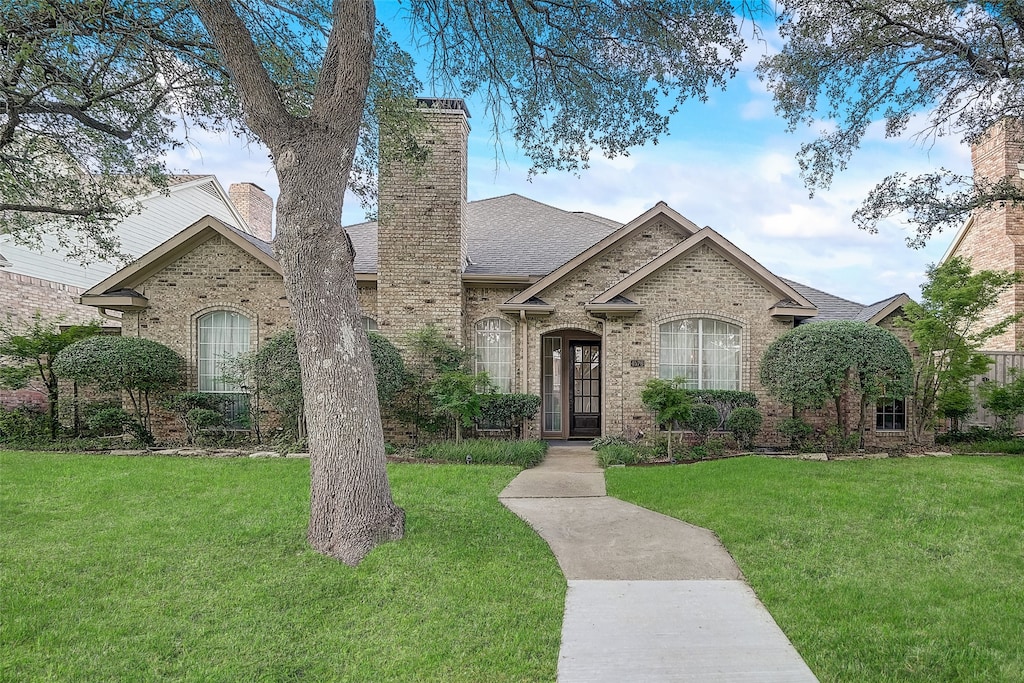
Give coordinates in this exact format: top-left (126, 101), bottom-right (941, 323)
top-left (584, 303), bottom-right (643, 315)
top-left (462, 273), bottom-right (539, 284)
top-left (497, 303), bottom-right (555, 316)
top-left (770, 305), bottom-right (819, 319)
top-left (78, 294), bottom-right (149, 311)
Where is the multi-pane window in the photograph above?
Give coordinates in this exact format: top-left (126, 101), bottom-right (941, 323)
top-left (876, 398), bottom-right (906, 431)
top-left (363, 317), bottom-right (378, 332)
top-left (659, 318), bottom-right (740, 390)
top-left (475, 318), bottom-right (514, 393)
top-left (542, 336), bottom-right (562, 433)
top-left (197, 310), bottom-right (251, 426)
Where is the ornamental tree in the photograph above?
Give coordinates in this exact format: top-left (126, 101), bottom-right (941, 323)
top-left (899, 256), bottom-right (1023, 443)
top-left (760, 321), bottom-right (912, 444)
top-left (53, 336), bottom-right (184, 439)
top-left (5, 0), bottom-right (745, 564)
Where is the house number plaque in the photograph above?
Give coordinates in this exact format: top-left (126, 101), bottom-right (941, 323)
top-left (630, 359), bottom-right (645, 368)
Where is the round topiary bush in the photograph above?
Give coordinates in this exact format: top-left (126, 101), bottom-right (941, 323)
top-left (685, 403), bottom-right (720, 443)
top-left (726, 406), bottom-right (763, 448)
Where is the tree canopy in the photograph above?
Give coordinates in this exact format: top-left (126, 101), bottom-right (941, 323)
top-left (760, 1), bottom-right (1024, 246)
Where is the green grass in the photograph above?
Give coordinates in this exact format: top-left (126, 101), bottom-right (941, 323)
top-left (606, 456), bottom-right (1024, 683)
top-left (418, 439), bottom-right (548, 467)
top-left (1, 451), bottom-right (564, 682)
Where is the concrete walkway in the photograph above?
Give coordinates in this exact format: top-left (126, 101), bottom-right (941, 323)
top-left (499, 445), bottom-right (818, 682)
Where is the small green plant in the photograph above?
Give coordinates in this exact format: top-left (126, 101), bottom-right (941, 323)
top-left (430, 371), bottom-right (495, 444)
top-left (596, 444), bottom-right (642, 467)
top-left (704, 437), bottom-right (727, 458)
top-left (163, 392), bottom-right (225, 444)
top-left (778, 417), bottom-right (813, 449)
top-left (726, 406), bottom-right (763, 448)
top-left (685, 403), bottom-right (720, 444)
top-left (688, 445), bottom-right (709, 460)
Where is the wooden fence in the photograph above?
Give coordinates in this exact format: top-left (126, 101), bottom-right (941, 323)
top-left (965, 352), bottom-right (1024, 430)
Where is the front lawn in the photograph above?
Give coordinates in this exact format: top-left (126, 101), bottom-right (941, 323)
top-left (607, 456), bottom-right (1024, 683)
top-left (0, 451), bottom-right (564, 682)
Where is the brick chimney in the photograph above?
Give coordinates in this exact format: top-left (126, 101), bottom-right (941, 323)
top-left (229, 182), bottom-right (274, 242)
top-left (376, 98), bottom-right (470, 345)
top-left (959, 119), bottom-right (1024, 350)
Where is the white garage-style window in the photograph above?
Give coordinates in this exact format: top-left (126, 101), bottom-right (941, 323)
top-left (659, 318), bottom-right (741, 390)
top-left (198, 310), bottom-right (251, 425)
top-left (475, 317), bottom-right (514, 393)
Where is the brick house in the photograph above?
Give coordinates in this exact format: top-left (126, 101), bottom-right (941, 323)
top-left (77, 98), bottom-right (915, 446)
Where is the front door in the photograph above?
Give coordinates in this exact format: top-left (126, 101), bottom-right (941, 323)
top-left (569, 341), bottom-right (601, 437)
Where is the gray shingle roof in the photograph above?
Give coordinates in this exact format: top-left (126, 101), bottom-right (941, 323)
top-left (344, 194), bottom-right (622, 276)
top-left (783, 279), bottom-right (908, 323)
top-left (227, 224), bottom-right (274, 257)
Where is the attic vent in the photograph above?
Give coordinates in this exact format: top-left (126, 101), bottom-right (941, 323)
top-left (196, 180), bottom-right (220, 198)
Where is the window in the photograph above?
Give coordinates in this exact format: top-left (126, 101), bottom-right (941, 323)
top-left (659, 318), bottom-right (740, 390)
top-left (876, 398), bottom-right (906, 431)
top-left (475, 318), bottom-right (514, 393)
top-left (198, 310), bottom-right (251, 426)
top-left (363, 316), bottom-right (378, 332)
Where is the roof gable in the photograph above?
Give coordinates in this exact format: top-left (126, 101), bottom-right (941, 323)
top-left (589, 227), bottom-right (817, 313)
top-left (506, 202), bottom-right (700, 305)
top-left (80, 215), bottom-right (278, 300)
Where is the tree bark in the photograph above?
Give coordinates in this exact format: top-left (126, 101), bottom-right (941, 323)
top-left (190, 0), bottom-right (404, 565)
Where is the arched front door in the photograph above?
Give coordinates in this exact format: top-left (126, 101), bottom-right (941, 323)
top-left (541, 330), bottom-right (601, 439)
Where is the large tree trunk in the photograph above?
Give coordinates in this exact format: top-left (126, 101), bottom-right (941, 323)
top-left (191, 0), bottom-right (404, 565)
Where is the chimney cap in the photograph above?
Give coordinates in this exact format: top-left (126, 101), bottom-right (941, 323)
top-left (416, 97), bottom-right (471, 118)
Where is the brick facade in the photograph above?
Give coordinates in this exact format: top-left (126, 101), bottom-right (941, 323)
top-left (73, 99), bottom-right (919, 448)
top-left (949, 118), bottom-right (1024, 350)
top-left (376, 99), bottom-right (469, 348)
top-left (1, 271), bottom-right (101, 326)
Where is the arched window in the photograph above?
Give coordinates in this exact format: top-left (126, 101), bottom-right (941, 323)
top-left (475, 317), bottom-right (514, 393)
top-left (659, 318), bottom-right (740, 390)
top-left (198, 310), bottom-right (251, 424)
top-left (363, 316), bottom-right (378, 332)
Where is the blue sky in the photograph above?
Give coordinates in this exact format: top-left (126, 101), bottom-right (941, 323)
top-left (166, 5), bottom-right (963, 305)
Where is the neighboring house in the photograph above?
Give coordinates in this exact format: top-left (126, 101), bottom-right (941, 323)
top-left (1, 176), bottom-right (272, 326)
top-left (78, 98), bottom-right (915, 445)
top-left (941, 118), bottom-right (1024, 428)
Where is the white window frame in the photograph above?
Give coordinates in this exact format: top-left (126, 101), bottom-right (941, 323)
top-left (474, 317), bottom-right (514, 393)
top-left (658, 318), bottom-right (741, 390)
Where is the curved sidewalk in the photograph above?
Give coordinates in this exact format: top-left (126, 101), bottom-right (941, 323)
top-left (499, 445), bottom-right (818, 682)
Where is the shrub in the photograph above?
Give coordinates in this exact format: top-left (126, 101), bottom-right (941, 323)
top-left (688, 445), bottom-right (709, 460)
top-left (479, 393), bottom-right (542, 439)
top-left (778, 417), bottom-right (813, 448)
top-left (430, 371), bottom-right (494, 444)
top-left (163, 392), bottom-right (224, 444)
top-left (0, 404), bottom-right (49, 441)
top-left (85, 407), bottom-right (151, 445)
top-left (684, 403), bottom-right (720, 444)
top-left (726, 407), bottom-right (763, 448)
top-left (419, 439), bottom-right (548, 467)
top-left (687, 390), bottom-right (758, 429)
top-left (596, 444), bottom-right (642, 467)
top-left (368, 332), bottom-right (406, 404)
top-left (704, 437), bottom-right (727, 457)
top-left (979, 370), bottom-right (1024, 437)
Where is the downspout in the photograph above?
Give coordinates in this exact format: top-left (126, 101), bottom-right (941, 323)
top-left (520, 309), bottom-right (529, 438)
top-left (97, 307), bottom-right (124, 323)
top-left (585, 311), bottom-right (606, 438)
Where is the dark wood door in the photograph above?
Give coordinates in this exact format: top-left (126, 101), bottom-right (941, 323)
top-left (570, 342), bottom-right (601, 437)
